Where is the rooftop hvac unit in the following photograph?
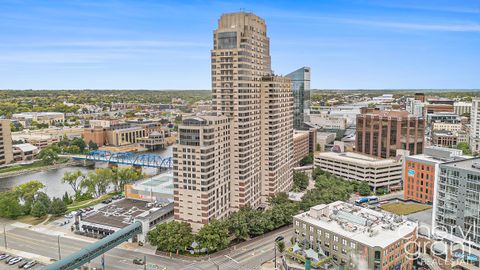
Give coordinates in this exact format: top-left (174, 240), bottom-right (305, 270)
top-left (472, 162), bottom-right (480, 170)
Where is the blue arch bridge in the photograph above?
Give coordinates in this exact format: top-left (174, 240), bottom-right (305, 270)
top-left (73, 150), bottom-right (173, 169)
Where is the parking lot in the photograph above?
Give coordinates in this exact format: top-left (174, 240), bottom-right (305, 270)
top-left (0, 253), bottom-right (43, 270)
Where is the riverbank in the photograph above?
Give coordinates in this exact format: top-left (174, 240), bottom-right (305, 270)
top-left (0, 158), bottom-right (82, 179)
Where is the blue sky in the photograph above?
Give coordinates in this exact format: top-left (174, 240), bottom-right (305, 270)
top-left (0, 0), bottom-right (479, 89)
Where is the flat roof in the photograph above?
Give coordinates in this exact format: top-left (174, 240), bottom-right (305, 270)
top-left (82, 199), bottom-right (167, 229)
top-left (129, 171), bottom-right (174, 197)
top-left (316, 151), bottom-right (400, 166)
top-left (12, 143), bottom-right (38, 152)
top-left (295, 201), bottom-right (417, 249)
top-left (442, 158), bottom-right (480, 172)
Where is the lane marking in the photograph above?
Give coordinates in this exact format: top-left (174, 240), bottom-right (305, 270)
top-left (224, 255), bottom-right (239, 264)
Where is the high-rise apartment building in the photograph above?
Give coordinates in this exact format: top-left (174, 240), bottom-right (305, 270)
top-left (260, 76), bottom-right (293, 197)
top-left (210, 12), bottom-right (292, 209)
top-left (356, 108), bottom-right (425, 159)
top-left (470, 98), bottom-right (480, 152)
top-left (433, 158), bottom-right (480, 244)
top-left (173, 116), bottom-right (232, 231)
top-left (286, 67), bottom-right (310, 129)
top-left (173, 12), bottom-right (294, 229)
top-left (0, 119), bottom-right (13, 165)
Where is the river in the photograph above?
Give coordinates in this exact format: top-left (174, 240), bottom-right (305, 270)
top-left (0, 146), bottom-right (173, 199)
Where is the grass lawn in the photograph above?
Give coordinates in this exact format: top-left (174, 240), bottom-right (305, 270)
top-left (381, 203), bottom-right (432, 215)
top-left (0, 157), bottom-right (70, 174)
top-left (67, 193), bottom-right (115, 212)
top-left (16, 215), bottom-right (48, 225)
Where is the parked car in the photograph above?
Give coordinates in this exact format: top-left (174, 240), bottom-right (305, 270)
top-left (18, 260), bottom-right (29, 268)
top-left (133, 258), bottom-right (144, 265)
top-left (8, 257), bottom-right (23, 265)
top-left (23, 262), bottom-right (36, 269)
top-left (64, 213), bottom-right (73, 219)
top-left (23, 260), bottom-right (37, 269)
top-left (0, 254), bottom-right (10, 260)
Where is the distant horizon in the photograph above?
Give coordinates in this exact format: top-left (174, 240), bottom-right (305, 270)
top-left (1, 88), bottom-right (480, 92)
top-left (1, 1), bottom-right (479, 89)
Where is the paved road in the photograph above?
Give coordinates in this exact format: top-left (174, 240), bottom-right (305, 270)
top-left (0, 226), bottom-right (292, 270)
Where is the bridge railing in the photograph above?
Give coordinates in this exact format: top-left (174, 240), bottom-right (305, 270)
top-left (43, 222), bottom-right (142, 270)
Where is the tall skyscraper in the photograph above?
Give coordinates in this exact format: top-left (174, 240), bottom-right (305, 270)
top-left (0, 119), bottom-right (13, 165)
top-left (286, 67), bottom-right (310, 130)
top-left (173, 116), bottom-right (232, 231)
top-left (356, 108), bottom-right (425, 159)
top-left (211, 12), bottom-right (292, 209)
top-left (260, 76), bottom-right (293, 199)
top-left (174, 12), bottom-right (293, 229)
top-left (470, 98), bottom-right (480, 152)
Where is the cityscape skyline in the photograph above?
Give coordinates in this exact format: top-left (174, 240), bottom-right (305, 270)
top-left (1, 0), bottom-right (479, 90)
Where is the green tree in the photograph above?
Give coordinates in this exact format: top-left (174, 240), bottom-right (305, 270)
top-left (71, 137), bottom-right (87, 153)
top-left (456, 142), bottom-right (472, 155)
top-left (300, 153), bottom-right (314, 166)
top-left (227, 208), bottom-right (253, 241)
top-left (14, 180), bottom-right (45, 214)
top-left (38, 148), bottom-right (59, 165)
top-left (88, 140), bottom-right (99, 150)
top-left (0, 191), bottom-right (23, 218)
top-left (196, 220), bottom-right (230, 253)
top-left (358, 181), bottom-right (371, 196)
top-left (293, 171), bottom-right (309, 191)
top-left (376, 187), bottom-right (387, 195)
top-left (82, 168), bottom-right (114, 197)
top-left (49, 198), bottom-right (68, 216)
top-left (62, 191), bottom-right (73, 204)
top-left (62, 170), bottom-right (83, 194)
top-left (34, 192), bottom-right (51, 208)
top-left (115, 167), bottom-right (142, 191)
top-left (31, 201), bottom-right (48, 218)
top-left (277, 240), bottom-right (286, 254)
top-left (148, 221), bottom-right (194, 254)
top-left (268, 192), bottom-right (290, 206)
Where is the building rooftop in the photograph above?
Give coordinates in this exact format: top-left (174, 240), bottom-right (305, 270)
top-left (126, 171), bottom-right (174, 202)
top-left (12, 112), bottom-right (64, 117)
top-left (442, 158), bottom-right (480, 172)
top-left (81, 199), bottom-right (170, 229)
top-left (295, 201), bottom-right (417, 248)
top-left (12, 143), bottom-right (38, 152)
top-left (316, 151), bottom-right (400, 166)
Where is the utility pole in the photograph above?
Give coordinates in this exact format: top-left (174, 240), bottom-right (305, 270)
top-left (274, 244), bottom-right (277, 269)
top-left (3, 224), bottom-right (7, 249)
top-left (143, 254), bottom-right (146, 270)
top-left (57, 235), bottom-right (61, 260)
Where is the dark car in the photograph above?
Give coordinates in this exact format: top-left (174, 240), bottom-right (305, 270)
top-left (275, 236), bottom-right (284, 242)
top-left (18, 260), bottom-right (28, 268)
top-left (133, 258), bottom-right (144, 265)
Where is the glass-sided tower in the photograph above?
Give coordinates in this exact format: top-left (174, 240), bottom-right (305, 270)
top-left (286, 67), bottom-right (311, 130)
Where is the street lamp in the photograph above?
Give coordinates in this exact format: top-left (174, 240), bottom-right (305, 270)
top-left (57, 235), bottom-right (61, 260)
top-left (274, 235), bottom-right (284, 269)
top-left (2, 224), bottom-right (7, 249)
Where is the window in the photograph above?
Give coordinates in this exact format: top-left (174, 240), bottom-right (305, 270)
top-left (218, 32), bottom-right (237, 49)
top-left (350, 242), bottom-right (356, 249)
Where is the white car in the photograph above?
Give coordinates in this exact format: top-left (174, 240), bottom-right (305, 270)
top-left (8, 256), bottom-right (22, 265)
top-left (64, 213), bottom-right (73, 219)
